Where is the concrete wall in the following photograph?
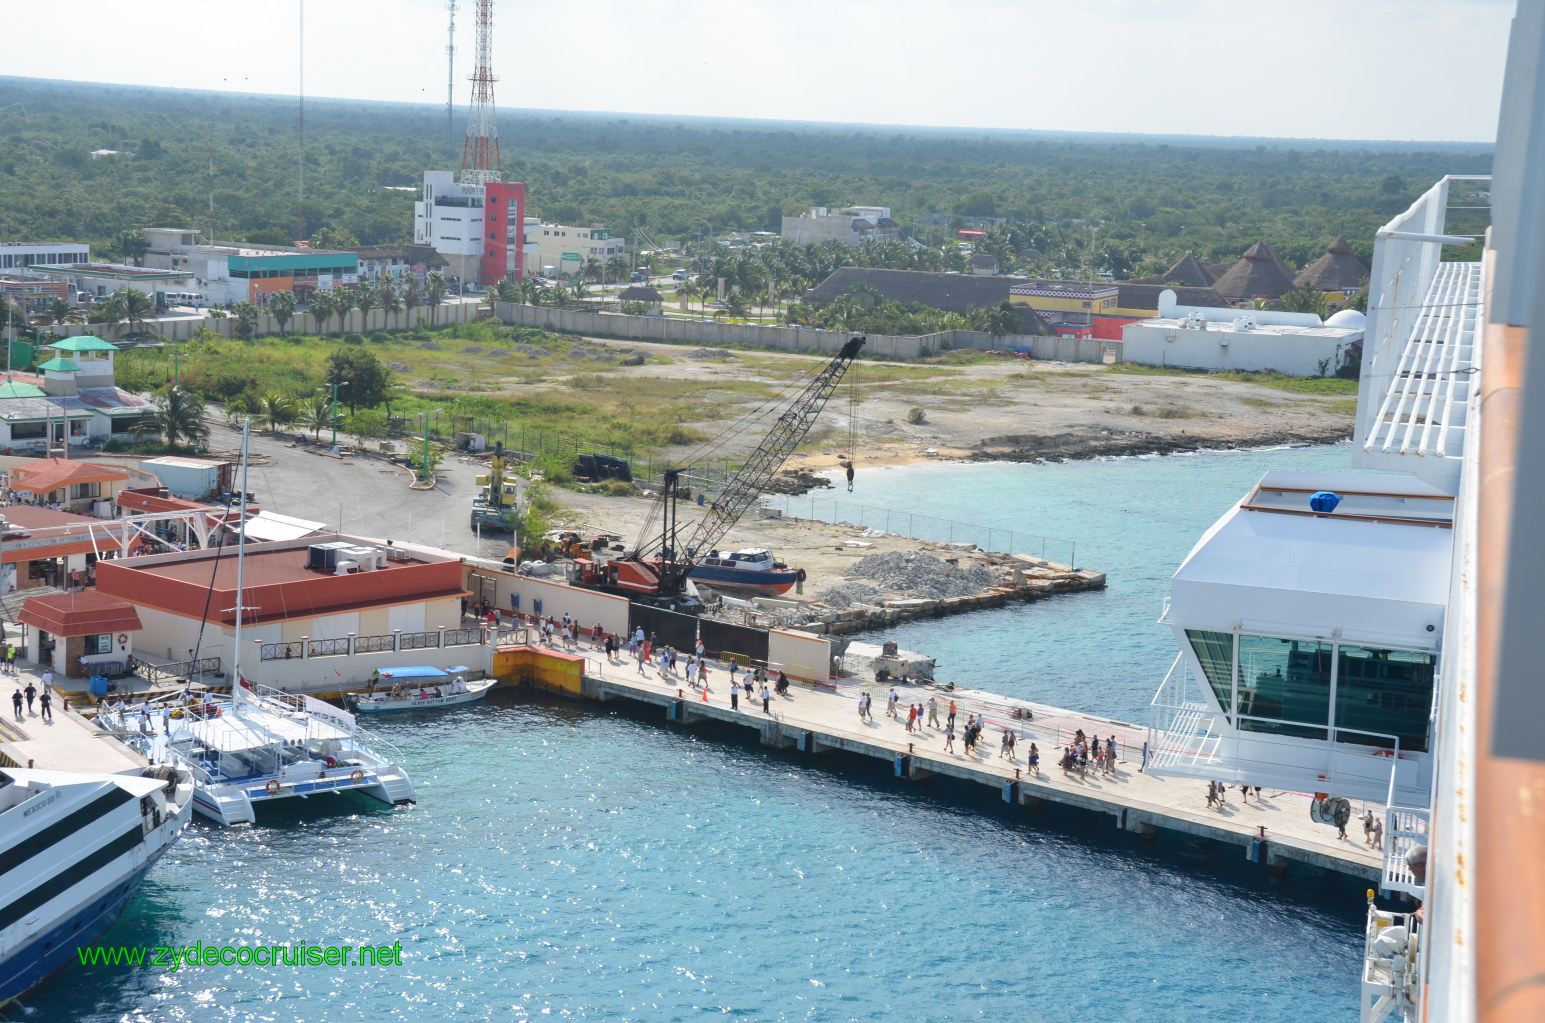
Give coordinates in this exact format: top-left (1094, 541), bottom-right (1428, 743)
top-left (493, 302), bottom-right (1119, 364)
top-left (1122, 320), bottom-right (1349, 375)
top-left (56, 301), bottom-right (482, 343)
top-left (767, 628), bottom-right (833, 683)
top-left (464, 562), bottom-right (632, 638)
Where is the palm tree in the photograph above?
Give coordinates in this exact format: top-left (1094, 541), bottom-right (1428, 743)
top-left (115, 229), bottom-right (149, 267)
top-left (96, 291), bottom-right (129, 338)
top-left (268, 291), bottom-right (297, 335)
top-left (722, 290), bottom-right (750, 320)
top-left (353, 280), bottom-right (378, 332)
top-left (43, 297), bottom-right (73, 325)
top-left (377, 278), bottom-right (402, 327)
top-left (605, 254), bottom-right (631, 286)
top-left (134, 385), bottom-right (210, 449)
top-left (403, 277), bottom-right (423, 326)
top-left (307, 291), bottom-right (334, 335)
top-left (115, 288), bottom-right (154, 334)
top-left (675, 281), bottom-right (700, 315)
top-left (979, 301), bottom-right (1023, 339)
top-left (231, 302), bottom-right (260, 340)
top-left (257, 391), bottom-right (298, 435)
top-left (1277, 284), bottom-right (1330, 320)
top-left (425, 271), bottom-right (447, 326)
top-left (301, 392), bottom-right (333, 441)
top-left (330, 289), bottom-right (355, 334)
top-left (581, 257), bottom-right (603, 285)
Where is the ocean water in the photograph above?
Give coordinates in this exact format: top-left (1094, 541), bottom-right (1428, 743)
top-left (21, 447), bottom-right (1371, 1021)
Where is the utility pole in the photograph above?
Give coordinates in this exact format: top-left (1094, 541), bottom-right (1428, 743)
top-left (330, 379), bottom-right (349, 446)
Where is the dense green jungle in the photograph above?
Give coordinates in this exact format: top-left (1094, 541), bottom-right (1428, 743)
top-left (0, 77), bottom-right (1492, 277)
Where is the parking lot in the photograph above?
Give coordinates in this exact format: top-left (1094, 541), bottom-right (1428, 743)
top-left (217, 424), bottom-right (518, 562)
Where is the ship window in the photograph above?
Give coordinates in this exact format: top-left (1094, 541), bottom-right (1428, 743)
top-left (1185, 629), bottom-right (1234, 714)
top-left (1237, 635), bottom-right (1330, 739)
top-left (1333, 646), bottom-right (1435, 753)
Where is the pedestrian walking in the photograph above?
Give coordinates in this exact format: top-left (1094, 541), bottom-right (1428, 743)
top-left (1107, 736), bottom-right (1118, 768)
top-left (944, 724), bottom-right (955, 753)
top-left (1362, 810), bottom-right (1375, 845)
top-left (1206, 781), bottom-right (1218, 809)
top-left (1371, 815), bottom-right (1384, 850)
top-left (1027, 743), bottom-right (1040, 775)
top-left (761, 685), bottom-right (771, 715)
top-left (887, 687), bottom-right (899, 719)
top-left (23, 682), bottom-right (36, 713)
top-left (1140, 741), bottom-right (1149, 772)
top-left (41, 670), bottom-right (52, 691)
top-left (1001, 729), bottom-right (1016, 759)
top-left (38, 689), bottom-right (51, 721)
top-left (730, 685), bottom-right (739, 711)
top-left (905, 704), bottom-right (916, 733)
top-left (10, 689), bottom-right (20, 721)
top-left (926, 696), bottom-right (939, 728)
top-left (947, 700), bottom-right (957, 728)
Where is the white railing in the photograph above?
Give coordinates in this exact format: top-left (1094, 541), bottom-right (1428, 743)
top-left (1380, 806), bottom-right (1430, 899)
top-left (1146, 653), bottom-right (1225, 769)
top-left (1360, 893), bottom-right (1421, 1023)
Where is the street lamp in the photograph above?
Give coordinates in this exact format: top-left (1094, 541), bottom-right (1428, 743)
top-left (330, 379), bottom-right (350, 447)
top-left (419, 408), bottom-right (441, 484)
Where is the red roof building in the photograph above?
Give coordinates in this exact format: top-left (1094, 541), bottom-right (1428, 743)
top-left (18, 590), bottom-right (142, 678)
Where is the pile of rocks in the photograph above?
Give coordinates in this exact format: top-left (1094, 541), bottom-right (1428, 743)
top-left (815, 551), bottom-right (999, 609)
top-left (688, 348), bottom-right (736, 360)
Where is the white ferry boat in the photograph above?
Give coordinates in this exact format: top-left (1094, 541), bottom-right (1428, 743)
top-left (1146, 7), bottom-right (1545, 1017)
top-left (0, 765), bottom-right (193, 1005)
top-left (346, 665), bottom-right (494, 713)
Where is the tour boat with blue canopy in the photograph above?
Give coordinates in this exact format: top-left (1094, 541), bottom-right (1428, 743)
top-left (345, 666), bottom-right (494, 713)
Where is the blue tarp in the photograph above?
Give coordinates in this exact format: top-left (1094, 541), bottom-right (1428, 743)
top-left (377, 666), bottom-right (449, 679)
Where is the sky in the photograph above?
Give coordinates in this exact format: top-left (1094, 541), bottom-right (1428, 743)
top-left (1, 0), bottom-right (1514, 143)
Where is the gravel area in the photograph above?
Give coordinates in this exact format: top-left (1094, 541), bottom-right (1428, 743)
top-left (816, 551), bottom-right (1000, 608)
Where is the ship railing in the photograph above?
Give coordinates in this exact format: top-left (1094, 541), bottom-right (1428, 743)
top-left (1146, 654), bottom-right (1224, 768)
top-left (138, 656), bottom-right (224, 687)
top-left (1380, 805), bottom-right (1430, 899)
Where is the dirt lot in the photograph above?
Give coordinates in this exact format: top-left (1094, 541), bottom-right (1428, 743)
top-left (525, 338), bottom-right (1355, 586)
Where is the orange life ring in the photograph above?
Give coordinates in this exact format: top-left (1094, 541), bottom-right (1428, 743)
top-left (117, 633), bottom-right (128, 646)
top-left (265, 779), bottom-right (281, 795)
top-left (350, 769), bottom-right (365, 784)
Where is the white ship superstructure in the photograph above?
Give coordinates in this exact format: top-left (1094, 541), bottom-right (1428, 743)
top-left (1148, 4), bottom-right (1545, 1018)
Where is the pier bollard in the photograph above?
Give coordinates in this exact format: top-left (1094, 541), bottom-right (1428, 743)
top-left (678, 689), bottom-right (683, 699)
top-left (1015, 768), bottom-right (1021, 780)
top-left (908, 743), bottom-right (914, 754)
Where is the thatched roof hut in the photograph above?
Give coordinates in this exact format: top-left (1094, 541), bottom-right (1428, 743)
top-left (1209, 241), bottom-right (1298, 302)
top-left (1294, 235), bottom-right (1369, 293)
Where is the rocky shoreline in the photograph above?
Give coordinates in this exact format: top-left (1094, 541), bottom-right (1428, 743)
top-left (969, 423), bottom-right (1354, 464)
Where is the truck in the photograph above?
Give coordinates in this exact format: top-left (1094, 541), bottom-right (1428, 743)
top-left (470, 443), bottom-right (521, 533)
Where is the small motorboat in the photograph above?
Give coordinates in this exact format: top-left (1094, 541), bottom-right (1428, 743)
top-left (346, 666), bottom-right (495, 713)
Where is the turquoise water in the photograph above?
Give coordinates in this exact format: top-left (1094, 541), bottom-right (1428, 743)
top-left (770, 444), bottom-right (1369, 723)
top-left (23, 447), bottom-right (1371, 1021)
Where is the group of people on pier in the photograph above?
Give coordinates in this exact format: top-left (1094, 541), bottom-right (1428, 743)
top-left (1058, 729), bottom-right (1119, 779)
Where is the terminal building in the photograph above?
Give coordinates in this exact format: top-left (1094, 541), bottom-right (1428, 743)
top-left (781, 206), bottom-right (899, 247)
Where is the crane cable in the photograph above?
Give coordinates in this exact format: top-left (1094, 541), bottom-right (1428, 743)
top-left (845, 357), bottom-right (858, 492)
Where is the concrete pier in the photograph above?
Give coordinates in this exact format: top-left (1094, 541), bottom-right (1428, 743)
top-left (564, 649), bottom-right (1384, 881)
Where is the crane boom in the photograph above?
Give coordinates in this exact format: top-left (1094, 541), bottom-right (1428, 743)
top-left (575, 336), bottom-right (864, 610)
top-left (659, 334), bottom-right (865, 591)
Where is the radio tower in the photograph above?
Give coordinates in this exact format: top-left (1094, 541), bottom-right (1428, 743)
top-left (459, 0), bottom-right (501, 186)
top-left (445, 0), bottom-right (456, 143)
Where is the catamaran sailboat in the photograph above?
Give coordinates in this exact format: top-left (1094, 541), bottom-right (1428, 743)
top-left (101, 421), bottom-right (416, 825)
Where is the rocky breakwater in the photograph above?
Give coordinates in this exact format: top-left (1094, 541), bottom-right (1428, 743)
top-left (794, 549), bottom-right (1105, 634)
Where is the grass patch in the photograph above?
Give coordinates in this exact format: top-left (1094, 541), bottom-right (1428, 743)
top-left (1106, 362), bottom-right (1358, 395)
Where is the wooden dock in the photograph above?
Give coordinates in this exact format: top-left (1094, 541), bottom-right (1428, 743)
top-left (562, 650), bottom-right (1385, 882)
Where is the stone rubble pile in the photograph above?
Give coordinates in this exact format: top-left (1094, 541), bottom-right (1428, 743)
top-left (815, 551), bottom-right (999, 609)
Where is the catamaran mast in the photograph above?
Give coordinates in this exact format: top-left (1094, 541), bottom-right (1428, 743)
top-left (232, 419), bottom-right (250, 694)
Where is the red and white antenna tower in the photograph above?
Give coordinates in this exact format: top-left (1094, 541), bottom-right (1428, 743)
top-left (459, 0), bottom-right (501, 186)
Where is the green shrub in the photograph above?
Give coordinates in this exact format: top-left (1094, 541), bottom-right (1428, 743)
top-left (905, 406), bottom-right (927, 424)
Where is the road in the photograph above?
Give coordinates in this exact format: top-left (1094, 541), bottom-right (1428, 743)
top-left (211, 424), bottom-right (517, 562)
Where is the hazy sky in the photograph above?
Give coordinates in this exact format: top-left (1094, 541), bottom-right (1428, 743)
top-left (3, 0), bottom-right (1513, 142)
